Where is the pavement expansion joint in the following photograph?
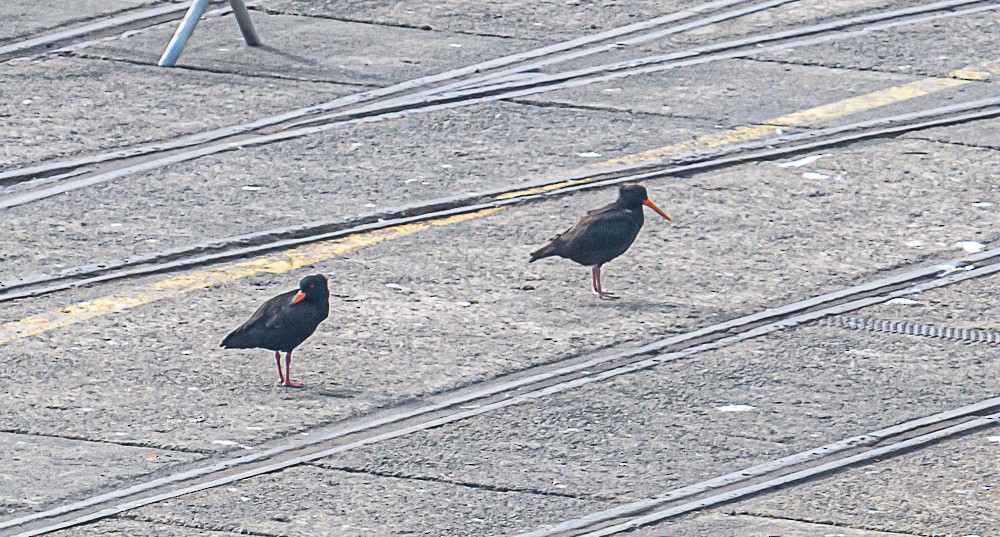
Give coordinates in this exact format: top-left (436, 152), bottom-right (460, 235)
top-left (247, 6), bottom-right (524, 41)
top-left (516, 412), bottom-right (1000, 536)
top-left (0, 428), bottom-right (213, 455)
top-left (725, 511), bottom-right (932, 537)
top-left (5, 255), bottom-right (999, 536)
top-left (818, 315), bottom-right (1000, 345)
top-left (2, 0), bottom-right (995, 195)
top-left (309, 464), bottom-right (619, 502)
top-left (67, 51), bottom-right (380, 89)
top-left (904, 134), bottom-right (1000, 152)
top-left (119, 514), bottom-right (282, 537)
top-left (0, 1), bottom-right (164, 47)
top-left (505, 97), bottom-right (724, 122)
top-left (744, 56), bottom-right (1000, 85)
top-left (0, 1), bottom-right (243, 66)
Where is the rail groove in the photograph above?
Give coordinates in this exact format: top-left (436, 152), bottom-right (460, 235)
top-left (2, 248), bottom-right (998, 536)
top-left (519, 409), bottom-right (1000, 536)
top-left (0, 2), bottom-right (221, 62)
top-left (1, 0), bottom-right (993, 208)
top-left (0, 0), bottom-right (776, 184)
top-left (3, 94), bottom-right (999, 302)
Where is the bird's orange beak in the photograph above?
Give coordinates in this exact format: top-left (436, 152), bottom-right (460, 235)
top-left (643, 199), bottom-right (673, 222)
top-left (292, 291), bottom-right (307, 304)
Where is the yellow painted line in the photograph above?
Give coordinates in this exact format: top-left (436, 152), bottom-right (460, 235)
top-left (950, 59), bottom-right (1000, 81)
top-left (5, 60), bottom-right (1000, 345)
top-left (0, 209), bottom-right (500, 346)
top-left (500, 61), bottom-right (1000, 198)
top-left (764, 77), bottom-right (966, 127)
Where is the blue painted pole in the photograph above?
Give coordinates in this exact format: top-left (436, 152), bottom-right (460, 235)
top-left (230, 0), bottom-right (261, 46)
top-left (157, 0), bottom-right (210, 67)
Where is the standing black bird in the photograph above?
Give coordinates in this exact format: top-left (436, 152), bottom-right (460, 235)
top-left (221, 274), bottom-right (330, 387)
top-left (529, 184), bottom-right (673, 300)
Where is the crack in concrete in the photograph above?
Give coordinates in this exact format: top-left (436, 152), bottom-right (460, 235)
top-left (67, 51), bottom-right (380, 90)
top-left (308, 462), bottom-right (623, 503)
top-left (904, 134), bottom-right (1000, 152)
top-left (727, 511), bottom-right (936, 536)
top-left (0, 427), bottom-right (212, 455)
top-left (505, 97), bottom-right (725, 123)
top-left (743, 56), bottom-right (999, 86)
top-left (0, 0), bottom-right (169, 47)
top-left (119, 513), bottom-right (282, 536)
top-left (247, 6), bottom-right (527, 41)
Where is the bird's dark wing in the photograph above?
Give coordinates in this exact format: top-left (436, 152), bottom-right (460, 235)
top-left (547, 201), bottom-right (616, 241)
top-left (236, 288), bottom-right (297, 332)
top-left (558, 207), bottom-right (642, 265)
top-left (563, 207), bottom-right (633, 242)
top-left (584, 200), bottom-right (618, 217)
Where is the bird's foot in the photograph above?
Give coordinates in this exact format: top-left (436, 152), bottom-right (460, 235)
top-left (281, 379), bottom-right (304, 388)
top-left (595, 291), bottom-right (619, 300)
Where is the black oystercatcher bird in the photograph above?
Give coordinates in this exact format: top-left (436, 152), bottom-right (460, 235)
top-left (221, 274), bottom-right (330, 387)
top-left (529, 184), bottom-right (672, 300)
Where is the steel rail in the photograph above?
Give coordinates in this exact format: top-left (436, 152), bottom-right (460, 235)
top-left (0, 0), bottom-right (992, 204)
top-left (530, 411), bottom-right (1000, 536)
top-left (283, 0), bottom-right (997, 130)
top-left (2, 249), bottom-right (999, 536)
top-left (0, 0), bottom-right (770, 183)
top-left (0, 2), bottom-right (221, 61)
top-left (2, 94), bottom-right (998, 302)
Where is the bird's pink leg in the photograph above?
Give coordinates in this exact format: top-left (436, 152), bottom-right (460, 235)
top-left (274, 351), bottom-right (285, 384)
top-left (592, 265), bottom-right (619, 300)
top-left (282, 351), bottom-right (303, 388)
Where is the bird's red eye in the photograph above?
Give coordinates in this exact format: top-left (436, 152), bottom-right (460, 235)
top-left (309, 284), bottom-right (315, 288)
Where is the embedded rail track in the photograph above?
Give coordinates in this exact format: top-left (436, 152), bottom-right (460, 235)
top-left (0, 0), bottom-right (788, 184)
top-left (518, 402), bottom-right (1000, 536)
top-left (3, 2), bottom-right (999, 535)
top-left (0, 1), bottom-right (233, 63)
top-left (1, 0), bottom-right (995, 211)
top-left (2, 93), bottom-right (999, 303)
top-left (1, 244), bottom-right (998, 536)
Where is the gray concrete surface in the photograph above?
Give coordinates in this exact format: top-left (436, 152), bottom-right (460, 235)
top-left (0, 56), bottom-right (346, 169)
top-left (856, 272), bottom-right (1000, 332)
top-left (53, 520), bottom-right (245, 537)
top-left (259, 0), bottom-right (705, 42)
top-left (757, 8), bottom-right (1000, 78)
top-left (3, 131), bottom-right (997, 293)
top-left (0, 0), bottom-right (162, 43)
top-left (83, 11), bottom-right (540, 85)
top-left (733, 430), bottom-right (1000, 537)
top-left (0, 101), bottom-right (716, 281)
top-left (1, 136), bottom-right (996, 521)
top-left (629, 513), bottom-right (915, 536)
top-left (2, 0), bottom-right (1000, 535)
top-left (323, 326), bottom-right (1000, 500)
top-left (92, 466), bottom-right (607, 537)
top-left (0, 432), bottom-right (201, 518)
top-left (1, 134), bottom-right (996, 449)
top-left (905, 118), bottom-right (1000, 150)
top-left (261, 0), bottom-right (923, 42)
top-left (516, 58), bottom-right (999, 127)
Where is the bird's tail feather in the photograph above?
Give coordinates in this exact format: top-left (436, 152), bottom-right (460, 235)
top-left (529, 242), bottom-right (558, 263)
top-left (220, 330), bottom-right (250, 349)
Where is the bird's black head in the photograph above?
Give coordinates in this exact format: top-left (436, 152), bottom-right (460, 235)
top-left (617, 184), bottom-right (673, 223)
top-left (617, 184), bottom-right (650, 206)
top-left (292, 274), bottom-right (329, 304)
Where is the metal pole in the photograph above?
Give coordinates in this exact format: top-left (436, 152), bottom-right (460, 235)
top-left (229, 0), bottom-right (261, 46)
top-left (157, 0), bottom-right (210, 67)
